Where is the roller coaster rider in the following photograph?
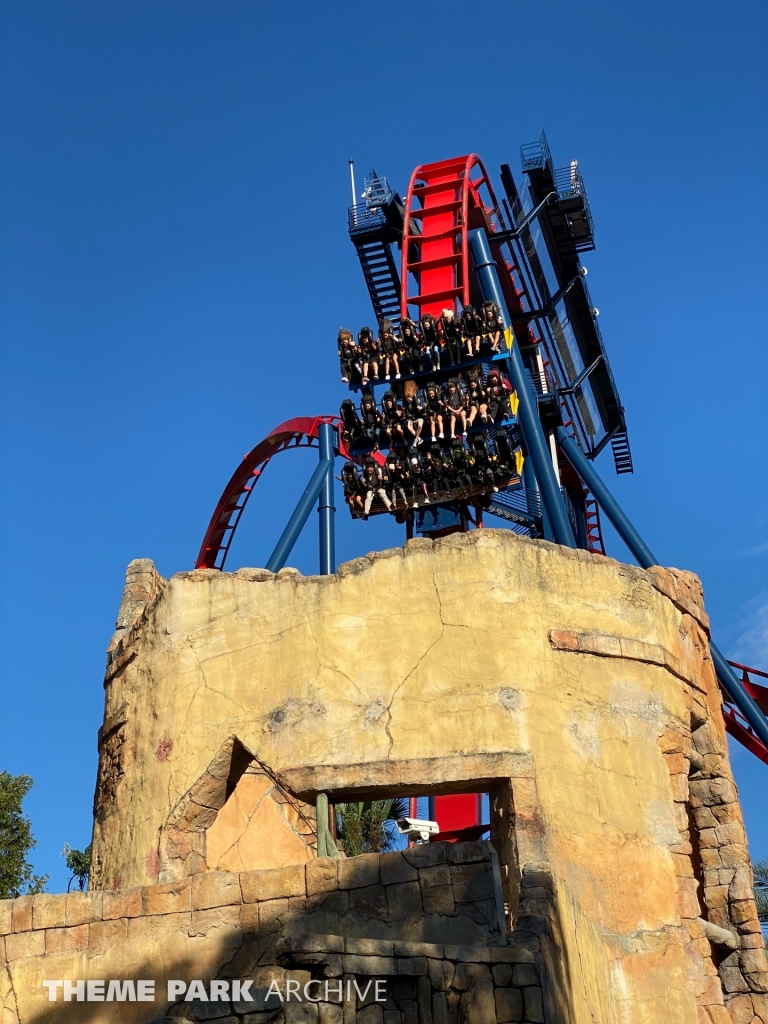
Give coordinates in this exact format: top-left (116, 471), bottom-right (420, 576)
top-left (338, 328), bottom-right (359, 384)
top-left (402, 382), bottom-right (424, 445)
top-left (339, 398), bottom-right (363, 446)
top-left (380, 390), bottom-right (406, 448)
top-left (484, 367), bottom-right (512, 424)
top-left (466, 376), bottom-right (486, 428)
top-left (439, 308), bottom-right (462, 366)
top-left (362, 457), bottom-right (392, 518)
top-left (396, 334), bottom-right (410, 377)
top-left (493, 430), bottom-right (516, 482)
top-left (482, 300), bottom-right (503, 353)
top-left (450, 438), bottom-right (474, 492)
top-left (424, 382), bottom-right (445, 441)
top-left (420, 313), bottom-right (441, 371)
top-left (429, 449), bottom-right (451, 498)
top-left (399, 318), bottom-right (421, 375)
top-left (359, 326), bottom-right (379, 385)
top-left (470, 432), bottom-right (497, 490)
top-left (386, 451), bottom-right (409, 508)
top-left (408, 452), bottom-right (430, 507)
top-left (420, 449), bottom-right (436, 500)
top-left (359, 391), bottom-right (381, 446)
top-left (341, 461), bottom-right (365, 514)
top-left (444, 378), bottom-right (467, 438)
top-left (379, 318), bottom-right (400, 381)
top-left (460, 305), bottom-right (483, 358)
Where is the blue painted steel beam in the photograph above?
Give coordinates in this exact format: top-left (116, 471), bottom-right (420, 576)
top-left (468, 228), bottom-right (575, 548)
top-left (265, 457), bottom-right (334, 574)
top-left (318, 423), bottom-right (336, 575)
top-left (556, 426), bottom-right (768, 754)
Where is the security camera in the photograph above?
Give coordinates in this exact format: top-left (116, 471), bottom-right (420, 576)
top-left (591, 308), bottom-right (599, 317)
top-left (396, 818), bottom-right (440, 843)
top-left (579, 266), bottom-right (588, 276)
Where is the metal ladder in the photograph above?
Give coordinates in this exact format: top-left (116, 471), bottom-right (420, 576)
top-left (354, 239), bottom-right (402, 330)
top-left (610, 430), bottom-right (634, 475)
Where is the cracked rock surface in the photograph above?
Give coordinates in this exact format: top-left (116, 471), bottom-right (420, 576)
top-left (70, 529), bottom-right (767, 1023)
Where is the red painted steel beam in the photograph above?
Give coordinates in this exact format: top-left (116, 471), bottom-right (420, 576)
top-left (723, 660), bottom-right (768, 761)
top-left (723, 708), bottom-right (768, 765)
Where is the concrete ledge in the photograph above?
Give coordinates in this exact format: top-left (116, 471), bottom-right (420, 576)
top-left (278, 752), bottom-right (534, 803)
top-left (548, 629), bottom-right (699, 686)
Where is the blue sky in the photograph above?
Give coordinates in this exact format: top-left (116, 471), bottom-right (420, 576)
top-left (1, 0), bottom-right (766, 892)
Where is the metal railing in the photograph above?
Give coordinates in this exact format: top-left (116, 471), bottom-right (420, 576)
top-left (491, 485), bottom-right (542, 521)
top-left (361, 172), bottom-right (394, 207)
top-left (520, 131), bottom-right (553, 174)
top-left (527, 367), bottom-right (554, 396)
top-left (554, 162), bottom-right (595, 239)
top-left (554, 162), bottom-right (585, 200)
top-left (348, 204), bottom-right (388, 234)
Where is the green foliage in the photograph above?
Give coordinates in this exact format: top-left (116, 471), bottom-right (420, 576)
top-left (0, 772), bottom-right (48, 898)
top-left (336, 798), bottom-right (408, 858)
top-left (62, 843), bottom-right (92, 892)
top-left (754, 856), bottom-right (768, 924)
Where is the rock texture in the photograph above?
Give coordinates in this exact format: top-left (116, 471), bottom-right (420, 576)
top-left (2, 530), bottom-right (765, 1023)
top-left (1, 843), bottom-right (543, 1024)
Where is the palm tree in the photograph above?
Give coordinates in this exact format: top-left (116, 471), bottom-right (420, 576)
top-left (754, 856), bottom-right (768, 925)
top-left (335, 799), bottom-right (408, 858)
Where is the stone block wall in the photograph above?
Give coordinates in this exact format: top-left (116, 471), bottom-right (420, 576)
top-left (0, 842), bottom-right (548, 1024)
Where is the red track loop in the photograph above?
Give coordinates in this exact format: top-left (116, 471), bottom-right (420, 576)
top-left (399, 155), bottom-right (545, 352)
top-left (401, 154), bottom-right (490, 318)
top-left (196, 416), bottom-right (348, 571)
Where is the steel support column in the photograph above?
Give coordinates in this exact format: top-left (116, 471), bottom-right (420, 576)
top-left (265, 456), bottom-right (334, 573)
top-left (468, 228), bottom-right (575, 548)
top-left (556, 427), bottom-right (768, 752)
top-left (318, 422), bottom-right (336, 574)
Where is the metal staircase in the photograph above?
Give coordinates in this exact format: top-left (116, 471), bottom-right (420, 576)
top-left (610, 430), bottom-right (634, 475)
top-left (348, 170), bottom-right (405, 330)
top-left (488, 486), bottom-right (542, 535)
top-left (353, 239), bottom-right (402, 329)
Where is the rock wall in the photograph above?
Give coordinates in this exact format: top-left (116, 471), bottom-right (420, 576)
top-left (6, 529), bottom-right (767, 1023)
top-left (1, 842), bottom-right (548, 1024)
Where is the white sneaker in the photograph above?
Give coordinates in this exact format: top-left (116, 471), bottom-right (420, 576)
top-left (341, 376), bottom-right (349, 383)
top-left (415, 437), bottom-right (422, 446)
top-left (438, 433), bottom-right (444, 439)
top-left (385, 375), bottom-right (390, 381)
top-left (424, 498), bottom-right (430, 504)
top-left (395, 373), bottom-right (401, 379)
top-left (413, 502), bottom-right (419, 508)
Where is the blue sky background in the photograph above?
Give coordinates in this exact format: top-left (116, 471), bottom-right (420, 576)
top-left (1, 0), bottom-right (766, 893)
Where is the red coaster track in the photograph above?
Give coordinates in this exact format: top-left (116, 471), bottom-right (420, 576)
top-left (724, 662), bottom-right (768, 765)
top-left (399, 154), bottom-right (541, 349)
top-left (400, 154), bottom-right (484, 317)
top-left (196, 416), bottom-right (345, 570)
